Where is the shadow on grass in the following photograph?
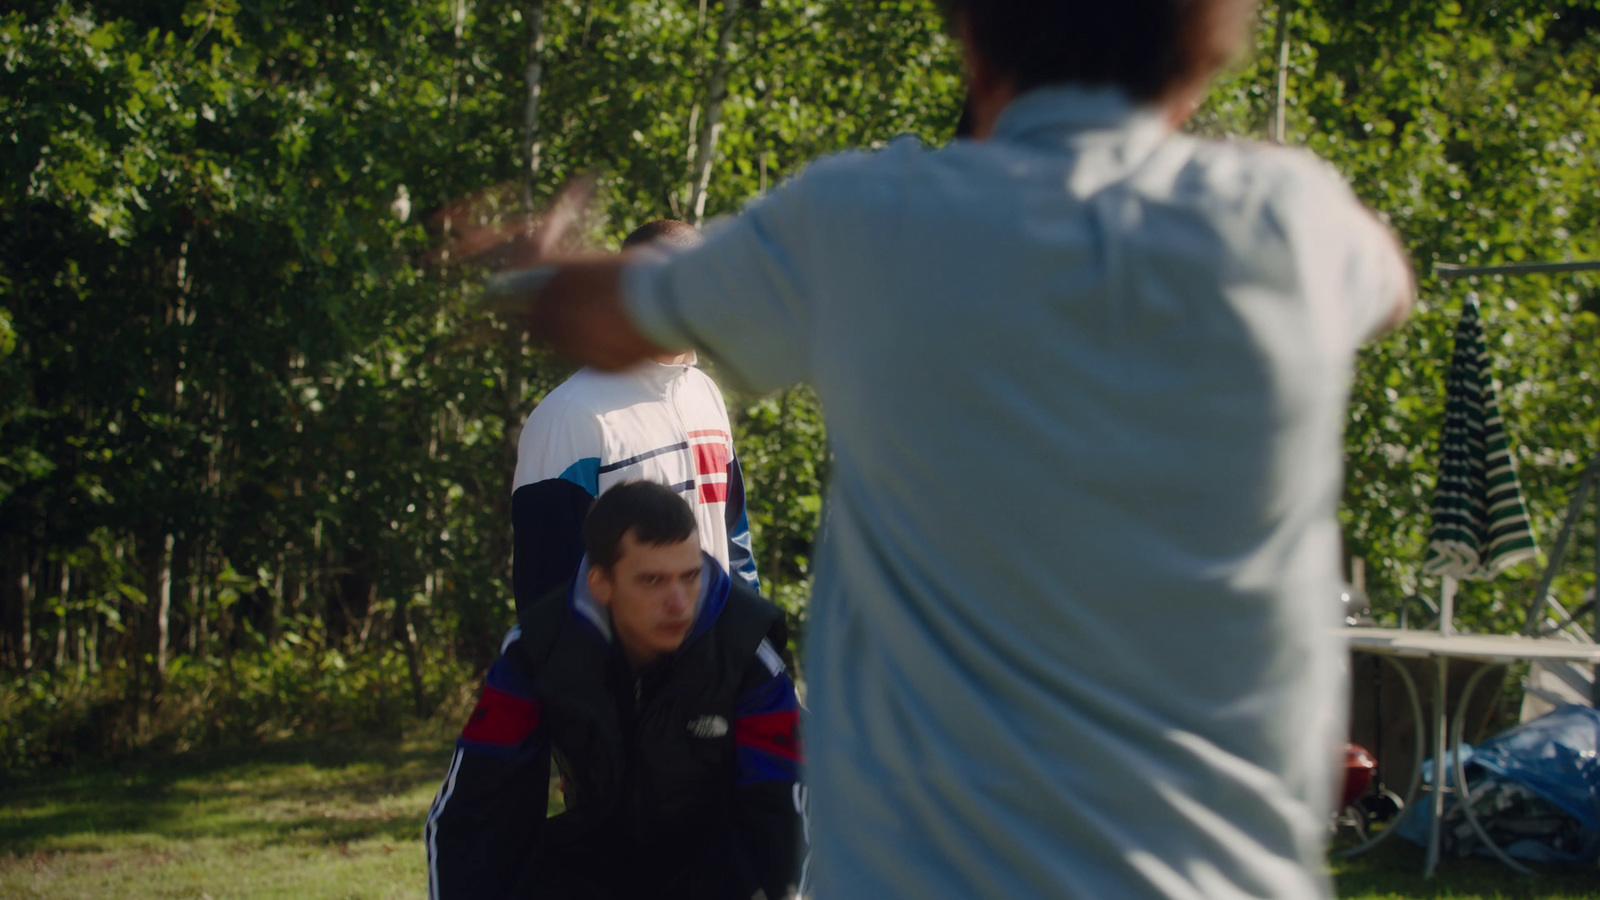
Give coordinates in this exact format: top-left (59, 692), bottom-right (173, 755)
top-left (1332, 835), bottom-right (1600, 899)
top-left (0, 726), bottom-right (458, 855)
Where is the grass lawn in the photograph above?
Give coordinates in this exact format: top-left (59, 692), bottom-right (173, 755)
top-left (0, 723), bottom-right (456, 900)
top-left (2, 724), bottom-right (1596, 899)
top-left (1331, 840), bottom-right (1599, 899)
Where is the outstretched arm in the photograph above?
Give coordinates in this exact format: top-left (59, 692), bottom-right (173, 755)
top-left (524, 257), bottom-right (672, 371)
top-left (463, 171), bottom-right (820, 394)
top-left (451, 177), bottom-right (673, 372)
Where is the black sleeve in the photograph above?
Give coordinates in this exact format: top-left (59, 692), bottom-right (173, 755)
top-left (728, 649), bottom-right (808, 899)
top-left (512, 478), bottom-right (594, 620)
top-left (425, 649), bottom-right (551, 899)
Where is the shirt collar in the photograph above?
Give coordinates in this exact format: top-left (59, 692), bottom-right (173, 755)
top-left (591, 355), bottom-right (696, 399)
top-left (990, 84), bottom-right (1171, 154)
top-left (629, 356), bottom-right (694, 377)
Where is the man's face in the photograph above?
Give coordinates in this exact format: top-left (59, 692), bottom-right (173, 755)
top-left (589, 529), bottom-right (702, 666)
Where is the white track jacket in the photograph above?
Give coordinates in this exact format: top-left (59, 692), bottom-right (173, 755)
top-left (511, 360), bottom-right (759, 618)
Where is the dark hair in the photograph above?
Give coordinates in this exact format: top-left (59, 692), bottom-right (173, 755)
top-left (583, 481), bottom-right (699, 570)
top-left (622, 219), bottom-right (702, 251)
top-left (955, 96), bottom-right (975, 138)
top-left (936, 0), bottom-right (1253, 102)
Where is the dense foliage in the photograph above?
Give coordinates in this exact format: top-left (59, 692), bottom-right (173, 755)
top-left (1, 0), bottom-right (1597, 769)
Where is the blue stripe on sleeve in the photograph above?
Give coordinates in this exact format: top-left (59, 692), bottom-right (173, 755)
top-left (725, 453), bottom-right (761, 592)
top-left (737, 746), bottom-right (799, 784)
top-left (558, 457), bottom-right (601, 495)
top-left (597, 441), bottom-right (690, 473)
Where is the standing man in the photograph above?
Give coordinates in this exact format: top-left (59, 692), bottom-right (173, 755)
top-left (512, 219), bottom-right (759, 622)
top-left (473, 1), bottom-right (1416, 897)
top-left (427, 482), bottom-right (805, 899)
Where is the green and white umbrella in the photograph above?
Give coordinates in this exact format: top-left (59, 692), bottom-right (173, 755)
top-left (1422, 295), bottom-right (1538, 580)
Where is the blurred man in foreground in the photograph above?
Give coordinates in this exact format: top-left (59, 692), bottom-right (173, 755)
top-left (512, 219), bottom-right (759, 622)
top-left (468, 0), bottom-right (1415, 896)
top-left (426, 481), bottom-right (804, 899)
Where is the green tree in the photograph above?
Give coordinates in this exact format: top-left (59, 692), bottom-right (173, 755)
top-left (3, 0), bottom-right (1598, 771)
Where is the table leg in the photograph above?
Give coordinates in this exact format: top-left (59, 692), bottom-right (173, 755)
top-left (1450, 664), bottom-right (1532, 874)
top-left (1335, 655), bottom-right (1425, 858)
top-left (1424, 655), bottom-right (1448, 878)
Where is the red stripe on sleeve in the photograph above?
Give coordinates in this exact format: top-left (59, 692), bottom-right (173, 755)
top-left (686, 429), bottom-right (730, 439)
top-left (461, 685), bottom-right (541, 747)
top-left (699, 482), bottom-right (729, 504)
top-left (693, 442), bottom-right (731, 476)
top-left (735, 710), bottom-right (802, 762)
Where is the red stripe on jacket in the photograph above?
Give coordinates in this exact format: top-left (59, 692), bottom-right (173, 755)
top-left (461, 685), bottom-right (541, 747)
top-left (694, 442), bottom-right (731, 476)
top-left (735, 709), bottom-right (802, 762)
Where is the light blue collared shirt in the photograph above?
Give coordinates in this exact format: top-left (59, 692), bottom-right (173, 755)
top-left (626, 85), bottom-right (1405, 899)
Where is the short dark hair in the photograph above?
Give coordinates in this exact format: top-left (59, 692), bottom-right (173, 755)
top-left (583, 481), bottom-right (699, 570)
top-left (955, 96), bottom-right (975, 138)
top-left (621, 219), bottom-right (702, 251)
top-left (936, 0), bottom-right (1253, 102)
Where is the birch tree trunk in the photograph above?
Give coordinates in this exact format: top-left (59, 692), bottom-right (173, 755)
top-left (522, 0), bottom-right (547, 206)
top-left (18, 551), bottom-right (33, 672)
top-left (446, 0), bottom-right (469, 120)
top-left (687, 0), bottom-right (743, 224)
top-left (54, 561), bottom-right (69, 671)
top-left (87, 609), bottom-right (99, 674)
top-left (493, 0), bottom-right (548, 591)
top-left (154, 533), bottom-right (174, 691)
top-left (1271, 0), bottom-right (1293, 144)
top-left (187, 559), bottom-right (200, 655)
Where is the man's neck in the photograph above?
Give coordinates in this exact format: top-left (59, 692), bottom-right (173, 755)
top-left (619, 640), bottom-right (664, 671)
top-left (971, 83), bottom-right (1197, 141)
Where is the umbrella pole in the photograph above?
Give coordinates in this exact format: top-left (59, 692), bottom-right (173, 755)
top-left (1593, 484), bottom-right (1600, 706)
top-left (1439, 576), bottom-right (1457, 636)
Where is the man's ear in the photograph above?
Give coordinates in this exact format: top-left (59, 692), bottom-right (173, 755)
top-left (587, 564), bottom-right (613, 608)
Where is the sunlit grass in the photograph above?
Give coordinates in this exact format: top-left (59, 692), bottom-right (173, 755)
top-left (1331, 834), bottom-right (1599, 900)
top-left (0, 725), bottom-right (454, 899)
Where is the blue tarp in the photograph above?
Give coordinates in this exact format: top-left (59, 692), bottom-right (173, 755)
top-left (1468, 704), bottom-right (1600, 832)
top-left (1394, 704), bottom-right (1600, 863)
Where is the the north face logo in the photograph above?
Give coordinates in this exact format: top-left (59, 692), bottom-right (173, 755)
top-left (687, 715), bottom-right (729, 739)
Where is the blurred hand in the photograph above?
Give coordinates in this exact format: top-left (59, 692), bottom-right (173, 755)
top-left (432, 174), bottom-right (597, 273)
top-left (428, 175), bottom-right (668, 370)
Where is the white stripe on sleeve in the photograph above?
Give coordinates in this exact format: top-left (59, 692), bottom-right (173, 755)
top-left (425, 748), bottom-right (465, 900)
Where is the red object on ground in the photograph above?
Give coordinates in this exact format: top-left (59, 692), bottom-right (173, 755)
top-left (1341, 743), bottom-right (1377, 809)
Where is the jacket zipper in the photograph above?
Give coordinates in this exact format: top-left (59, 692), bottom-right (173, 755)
top-left (630, 672), bottom-right (646, 842)
top-left (666, 376), bottom-right (698, 502)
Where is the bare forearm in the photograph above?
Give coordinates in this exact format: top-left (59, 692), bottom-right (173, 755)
top-left (525, 256), bottom-right (672, 370)
top-left (444, 175), bottom-right (673, 371)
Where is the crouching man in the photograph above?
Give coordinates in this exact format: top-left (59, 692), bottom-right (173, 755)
top-left (426, 481), bottom-right (807, 899)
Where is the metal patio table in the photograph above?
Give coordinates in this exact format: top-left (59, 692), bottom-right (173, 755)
top-left (1339, 627), bottom-right (1600, 876)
